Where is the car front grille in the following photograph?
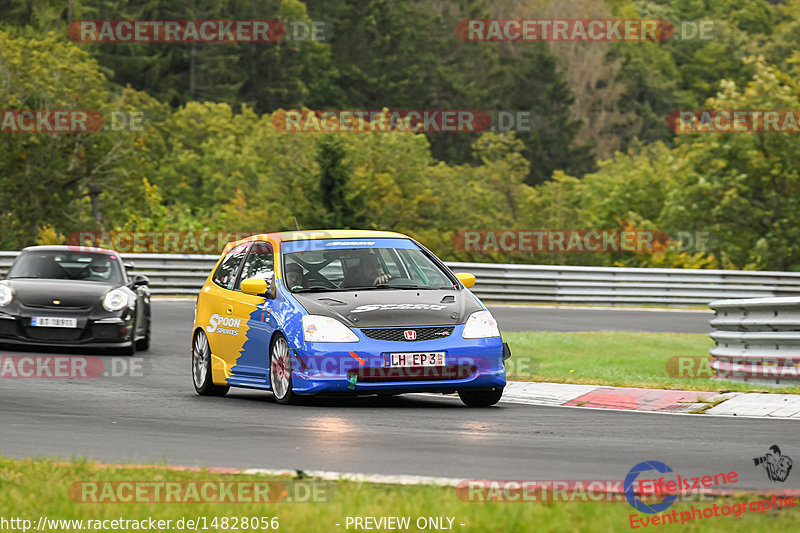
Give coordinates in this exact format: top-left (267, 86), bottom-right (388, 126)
top-left (0, 319), bottom-right (17, 336)
top-left (360, 326), bottom-right (455, 342)
top-left (24, 327), bottom-right (83, 341)
top-left (91, 323), bottom-right (121, 340)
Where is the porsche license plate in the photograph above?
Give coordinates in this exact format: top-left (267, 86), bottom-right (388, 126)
top-left (30, 316), bottom-right (78, 328)
top-left (386, 352), bottom-right (445, 367)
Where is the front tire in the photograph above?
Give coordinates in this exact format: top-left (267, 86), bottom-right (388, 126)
top-left (192, 330), bottom-right (228, 396)
top-left (135, 315), bottom-right (151, 351)
top-left (270, 333), bottom-right (299, 405)
top-left (458, 387), bottom-right (503, 407)
top-left (118, 341), bottom-right (136, 356)
top-left (116, 314), bottom-right (138, 356)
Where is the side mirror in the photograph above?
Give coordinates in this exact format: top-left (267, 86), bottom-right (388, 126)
top-left (124, 262), bottom-right (135, 270)
top-left (455, 272), bottom-right (476, 289)
top-left (241, 277), bottom-right (270, 297)
top-left (133, 274), bottom-right (150, 287)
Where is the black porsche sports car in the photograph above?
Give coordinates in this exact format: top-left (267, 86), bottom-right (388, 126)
top-left (0, 245), bottom-right (151, 354)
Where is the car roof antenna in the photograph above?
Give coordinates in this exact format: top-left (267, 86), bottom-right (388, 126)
top-left (293, 216), bottom-right (301, 231)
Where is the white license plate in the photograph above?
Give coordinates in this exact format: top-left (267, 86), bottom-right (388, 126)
top-left (387, 352), bottom-right (445, 367)
top-left (30, 317), bottom-right (78, 328)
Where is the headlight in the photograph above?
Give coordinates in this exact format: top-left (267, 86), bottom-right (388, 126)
top-left (0, 284), bottom-right (13, 307)
top-left (302, 315), bottom-right (358, 343)
top-left (102, 289), bottom-right (129, 312)
top-left (462, 310), bottom-right (500, 339)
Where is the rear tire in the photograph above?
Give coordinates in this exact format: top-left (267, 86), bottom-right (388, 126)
top-left (192, 330), bottom-right (229, 396)
top-left (270, 333), bottom-right (300, 405)
top-left (458, 387), bottom-right (503, 407)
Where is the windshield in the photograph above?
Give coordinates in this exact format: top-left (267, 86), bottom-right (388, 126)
top-left (283, 245), bottom-right (455, 292)
top-left (8, 251), bottom-right (124, 284)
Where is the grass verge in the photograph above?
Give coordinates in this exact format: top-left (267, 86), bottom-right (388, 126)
top-left (502, 331), bottom-right (800, 394)
top-left (1, 457), bottom-right (797, 533)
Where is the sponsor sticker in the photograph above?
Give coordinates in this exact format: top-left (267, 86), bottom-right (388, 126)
top-left (350, 304), bottom-right (447, 313)
top-left (205, 314), bottom-right (241, 336)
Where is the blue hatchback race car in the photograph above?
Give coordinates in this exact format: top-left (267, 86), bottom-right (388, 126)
top-left (191, 230), bottom-right (509, 406)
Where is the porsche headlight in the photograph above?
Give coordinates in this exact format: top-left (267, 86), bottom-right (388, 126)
top-left (0, 284), bottom-right (13, 307)
top-left (102, 289), bottom-right (129, 312)
top-left (462, 310), bottom-right (500, 339)
top-left (302, 315), bottom-right (358, 343)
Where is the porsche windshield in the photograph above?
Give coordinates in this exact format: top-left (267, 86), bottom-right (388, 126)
top-left (8, 251), bottom-right (124, 284)
top-left (283, 246), bottom-right (455, 292)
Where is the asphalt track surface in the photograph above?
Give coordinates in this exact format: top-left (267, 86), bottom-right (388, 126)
top-left (0, 301), bottom-right (795, 490)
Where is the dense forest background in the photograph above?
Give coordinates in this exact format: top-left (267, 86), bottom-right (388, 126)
top-left (3, 0), bottom-right (800, 270)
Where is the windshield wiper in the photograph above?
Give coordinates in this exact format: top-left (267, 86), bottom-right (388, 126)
top-left (292, 286), bottom-right (344, 293)
top-left (301, 284), bottom-right (445, 291)
top-left (400, 286), bottom-right (457, 290)
top-left (345, 284), bottom-right (434, 290)
top-left (340, 285), bottom-right (395, 290)
top-left (8, 276), bottom-right (68, 280)
top-left (377, 284), bottom-right (434, 290)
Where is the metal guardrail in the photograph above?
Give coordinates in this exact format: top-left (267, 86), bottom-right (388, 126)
top-left (448, 262), bottom-right (800, 305)
top-left (3, 252), bottom-right (800, 305)
top-left (709, 297), bottom-right (800, 382)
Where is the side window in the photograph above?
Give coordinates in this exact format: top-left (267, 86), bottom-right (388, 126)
top-left (212, 243), bottom-right (250, 290)
top-left (237, 241), bottom-right (274, 290)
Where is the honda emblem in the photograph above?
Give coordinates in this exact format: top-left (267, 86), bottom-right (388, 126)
top-left (403, 330), bottom-right (417, 340)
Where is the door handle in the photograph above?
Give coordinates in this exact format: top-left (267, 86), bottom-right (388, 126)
top-left (226, 304), bottom-right (234, 315)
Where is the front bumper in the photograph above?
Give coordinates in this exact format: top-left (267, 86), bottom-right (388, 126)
top-left (289, 325), bottom-right (507, 395)
top-left (0, 306), bottom-right (135, 349)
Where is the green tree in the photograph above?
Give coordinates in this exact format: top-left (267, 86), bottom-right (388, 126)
top-left (0, 30), bottom-right (154, 248)
top-left (662, 57), bottom-right (800, 270)
top-left (316, 135), bottom-right (364, 228)
top-left (304, 0), bottom-right (594, 183)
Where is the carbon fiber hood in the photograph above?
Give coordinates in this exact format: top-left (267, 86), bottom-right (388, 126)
top-left (291, 289), bottom-right (482, 327)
